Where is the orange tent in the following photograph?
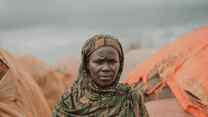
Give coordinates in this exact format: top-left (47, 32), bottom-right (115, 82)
top-left (125, 26), bottom-right (208, 117)
top-left (146, 98), bottom-right (192, 117)
top-left (17, 55), bottom-right (65, 110)
top-left (0, 49), bottom-right (51, 117)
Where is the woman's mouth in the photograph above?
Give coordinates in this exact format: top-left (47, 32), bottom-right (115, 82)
top-left (99, 76), bottom-right (113, 80)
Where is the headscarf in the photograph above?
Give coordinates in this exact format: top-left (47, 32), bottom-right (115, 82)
top-left (52, 34), bottom-right (149, 117)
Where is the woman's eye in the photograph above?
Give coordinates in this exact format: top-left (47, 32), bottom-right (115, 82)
top-left (93, 59), bottom-right (118, 64)
top-left (94, 60), bottom-right (103, 64)
top-left (108, 60), bottom-right (117, 64)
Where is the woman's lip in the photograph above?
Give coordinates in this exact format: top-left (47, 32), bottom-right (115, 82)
top-left (99, 76), bottom-right (113, 80)
top-left (99, 75), bottom-right (113, 77)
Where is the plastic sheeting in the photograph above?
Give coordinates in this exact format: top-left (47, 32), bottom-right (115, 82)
top-left (125, 27), bottom-right (208, 117)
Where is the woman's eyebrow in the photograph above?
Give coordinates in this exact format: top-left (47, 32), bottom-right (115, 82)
top-left (97, 54), bottom-right (105, 58)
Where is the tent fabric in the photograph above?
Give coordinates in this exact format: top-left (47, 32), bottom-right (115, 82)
top-left (0, 49), bottom-right (51, 117)
top-left (36, 71), bottom-right (65, 110)
top-left (168, 46), bottom-right (208, 117)
top-left (17, 55), bottom-right (65, 110)
top-left (145, 98), bottom-right (192, 117)
top-left (125, 27), bottom-right (208, 117)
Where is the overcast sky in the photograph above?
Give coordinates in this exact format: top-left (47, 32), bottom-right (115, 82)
top-left (0, 0), bottom-right (208, 64)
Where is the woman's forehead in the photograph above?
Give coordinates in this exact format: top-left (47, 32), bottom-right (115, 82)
top-left (89, 46), bottom-right (119, 59)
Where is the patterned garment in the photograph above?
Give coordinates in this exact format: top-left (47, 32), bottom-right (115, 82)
top-left (52, 34), bottom-right (149, 117)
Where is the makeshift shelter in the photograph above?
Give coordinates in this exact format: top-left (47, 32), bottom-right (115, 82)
top-left (146, 98), bottom-right (192, 117)
top-left (125, 27), bottom-right (208, 117)
top-left (17, 55), bottom-right (65, 110)
top-left (0, 49), bottom-right (51, 117)
top-left (54, 56), bottom-right (80, 88)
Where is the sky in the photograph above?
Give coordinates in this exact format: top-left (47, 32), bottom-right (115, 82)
top-left (0, 0), bottom-right (208, 64)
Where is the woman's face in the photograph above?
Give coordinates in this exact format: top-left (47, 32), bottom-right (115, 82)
top-left (87, 46), bottom-right (120, 88)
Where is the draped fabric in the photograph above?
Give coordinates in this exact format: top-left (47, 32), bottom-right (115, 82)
top-left (0, 48), bottom-right (51, 117)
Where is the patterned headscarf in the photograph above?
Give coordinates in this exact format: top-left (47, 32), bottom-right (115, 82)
top-left (52, 34), bottom-right (149, 117)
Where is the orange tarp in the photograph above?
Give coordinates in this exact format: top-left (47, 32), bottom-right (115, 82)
top-left (125, 26), bottom-right (208, 117)
top-left (146, 98), bottom-right (192, 117)
top-left (0, 49), bottom-right (51, 117)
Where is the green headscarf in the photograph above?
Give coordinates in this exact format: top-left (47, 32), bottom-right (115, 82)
top-left (52, 34), bottom-right (149, 117)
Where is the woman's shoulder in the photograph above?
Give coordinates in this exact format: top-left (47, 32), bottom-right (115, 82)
top-left (117, 83), bottom-right (143, 98)
top-left (117, 83), bottom-right (131, 92)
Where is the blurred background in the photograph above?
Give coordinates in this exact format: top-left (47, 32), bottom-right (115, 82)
top-left (0, 0), bottom-right (208, 64)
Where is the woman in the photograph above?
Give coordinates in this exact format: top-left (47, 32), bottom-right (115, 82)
top-left (52, 34), bottom-right (149, 117)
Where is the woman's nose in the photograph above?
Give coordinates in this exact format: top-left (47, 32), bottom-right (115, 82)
top-left (102, 63), bottom-right (111, 71)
